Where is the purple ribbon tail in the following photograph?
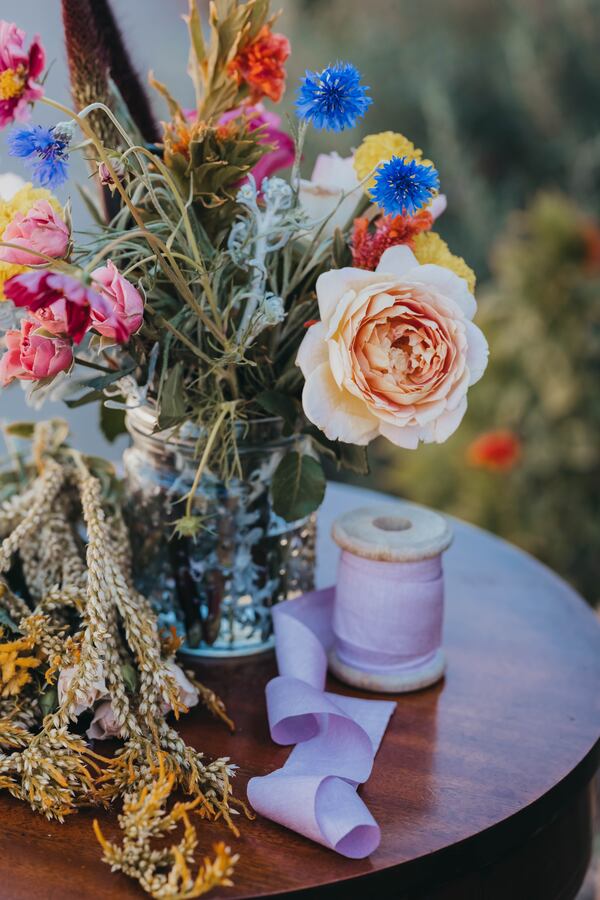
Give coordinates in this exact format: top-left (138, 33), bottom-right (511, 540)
top-left (247, 588), bottom-right (396, 858)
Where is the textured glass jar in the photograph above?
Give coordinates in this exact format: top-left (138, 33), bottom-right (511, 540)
top-left (122, 406), bottom-right (317, 657)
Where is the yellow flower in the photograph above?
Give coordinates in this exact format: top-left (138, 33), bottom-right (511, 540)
top-left (0, 627), bottom-right (42, 698)
top-left (354, 131), bottom-right (424, 192)
top-left (413, 231), bottom-right (477, 294)
top-left (0, 183), bottom-right (62, 300)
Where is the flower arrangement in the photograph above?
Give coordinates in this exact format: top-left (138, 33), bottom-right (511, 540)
top-left (0, 0), bottom-right (487, 529)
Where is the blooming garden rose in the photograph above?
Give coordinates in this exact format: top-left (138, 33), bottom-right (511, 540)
top-left (0, 318), bottom-right (73, 385)
top-left (0, 199), bottom-right (69, 265)
top-left (297, 244), bottom-right (488, 449)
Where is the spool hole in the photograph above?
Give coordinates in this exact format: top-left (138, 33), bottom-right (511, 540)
top-left (372, 515), bottom-right (412, 532)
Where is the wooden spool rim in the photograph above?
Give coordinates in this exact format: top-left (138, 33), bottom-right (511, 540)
top-left (331, 501), bottom-right (453, 562)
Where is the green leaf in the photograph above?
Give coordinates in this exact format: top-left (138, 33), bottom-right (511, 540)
top-left (304, 426), bottom-right (370, 475)
top-left (121, 663), bottom-right (139, 694)
top-left (39, 686), bottom-right (58, 718)
top-left (158, 362), bottom-right (187, 429)
top-left (272, 452), bottom-right (326, 522)
top-left (256, 391), bottom-right (300, 434)
top-left (99, 404), bottom-right (127, 444)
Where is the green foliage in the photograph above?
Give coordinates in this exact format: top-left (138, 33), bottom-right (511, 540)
top-left (272, 451), bottom-right (326, 521)
top-left (372, 192), bottom-right (600, 603)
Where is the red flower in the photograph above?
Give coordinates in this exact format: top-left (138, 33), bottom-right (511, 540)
top-left (229, 26), bottom-right (290, 104)
top-left (351, 210), bottom-right (433, 270)
top-left (467, 430), bottom-right (521, 471)
top-left (3, 270), bottom-right (127, 343)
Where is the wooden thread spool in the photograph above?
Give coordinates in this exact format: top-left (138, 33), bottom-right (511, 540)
top-left (329, 502), bottom-right (453, 693)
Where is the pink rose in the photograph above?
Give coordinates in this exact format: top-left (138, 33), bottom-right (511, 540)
top-left (89, 260), bottom-right (144, 342)
top-left (217, 104), bottom-right (295, 187)
top-left (0, 21), bottom-right (45, 128)
top-left (0, 200), bottom-right (69, 265)
top-left (0, 318), bottom-right (73, 386)
top-left (4, 270), bottom-right (124, 343)
top-left (86, 701), bottom-right (123, 741)
top-left (297, 245), bottom-right (488, 449)
top-left (57, 663), bottom-right (108, 716)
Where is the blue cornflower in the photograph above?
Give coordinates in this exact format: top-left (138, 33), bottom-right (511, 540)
top-left (370, 156), bottom-right (440, 217)
top-left (296, 62), bottom-right (372, 132)
top-left (7, 123), bottom-right (71, 189)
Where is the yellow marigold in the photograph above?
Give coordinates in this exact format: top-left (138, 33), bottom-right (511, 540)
top-left (413, 231), bottom-right (477, 294)
top-left (0, 183), bottom-right (62, 300)
top-left (354, 131), bottom-right (424, 192)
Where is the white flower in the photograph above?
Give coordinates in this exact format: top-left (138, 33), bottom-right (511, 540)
top-left (299, 153), bottom-right (360, 238)
top-left (296, 245), bottom-right (488, 449)
top-left (0, 173), bottom-right (26, 202)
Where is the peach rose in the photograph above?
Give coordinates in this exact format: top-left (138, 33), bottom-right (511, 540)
top-left (297, 245), bottom-right (488, 449)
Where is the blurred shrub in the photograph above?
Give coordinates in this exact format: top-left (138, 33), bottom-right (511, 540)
top-left (369, 193), bottom-right (600, 603)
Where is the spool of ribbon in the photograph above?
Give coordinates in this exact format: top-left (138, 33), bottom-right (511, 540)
top-left (247, 501), bottom-right (452, 857)
top-left (330, 503), bottom-right (452, 692)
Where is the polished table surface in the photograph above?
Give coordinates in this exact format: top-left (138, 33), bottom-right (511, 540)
top-left (1, 483), bottom-right (600, 900)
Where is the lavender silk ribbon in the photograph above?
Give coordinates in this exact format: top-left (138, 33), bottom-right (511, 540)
top-left (246, 587), bottom-right (397, 858)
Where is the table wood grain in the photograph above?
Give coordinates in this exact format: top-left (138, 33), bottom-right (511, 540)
top-left (1, 483), bottom-right (600, 900)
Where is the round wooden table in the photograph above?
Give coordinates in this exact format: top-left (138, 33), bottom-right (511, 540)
top-left (1, 483), bottom-right (600, 900)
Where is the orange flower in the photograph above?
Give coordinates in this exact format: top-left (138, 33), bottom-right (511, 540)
top-left (229, 26), bottom-right (290, 104)
top-left (351, 210), bottom-right (433, 270)
top-left (467, 430), bottom-right (521, 471)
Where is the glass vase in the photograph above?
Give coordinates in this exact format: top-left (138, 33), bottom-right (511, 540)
top-left (122, 406), bottom-right (317, 657)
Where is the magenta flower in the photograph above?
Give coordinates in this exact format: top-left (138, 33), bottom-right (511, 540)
top-left (0, 318), bottom-right (73, 386)
top-left (0, 21), bottom-right (45, 128)
top-left (0, 200), bottom-right (69, 266)
top-left (215, 104), bottom-right (295, 187)
top-left (3, 270), bottom-right (123, 344)
top-left (89, 260), bottom-right (144, 342)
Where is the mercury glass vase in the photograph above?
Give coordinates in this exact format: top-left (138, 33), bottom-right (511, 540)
top-left (122, 406), bottom-right (317, 657)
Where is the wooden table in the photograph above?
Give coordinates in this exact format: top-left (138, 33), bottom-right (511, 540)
top-left (1, 483), bottom-right (600, 900)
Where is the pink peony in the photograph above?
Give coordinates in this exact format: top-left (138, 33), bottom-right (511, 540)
top-left (214, 104), bottom-right (294, 187)
top-left (0, 21), bottom-right (45, 128)
top-left (89, 260), bottom-right (144, 341)
top-left (0, 199), bottom-right (69, 265)
top-left (86, 701), bottom-right (123, 741)
top-left (3, 270), bottom-right (126, 343)
top-left (297, 245), bottom-right (488, 449)
top-left (0, 318), bottom-right (73, 385)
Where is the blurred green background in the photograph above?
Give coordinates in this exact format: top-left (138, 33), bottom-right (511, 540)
top-left (2, 0), bottom-right (600, 602)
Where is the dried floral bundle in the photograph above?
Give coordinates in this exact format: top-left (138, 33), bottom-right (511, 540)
top-left (0, 0), bottom-right (488, 528)
top-left (0, 420), bottom-right (242, 898)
